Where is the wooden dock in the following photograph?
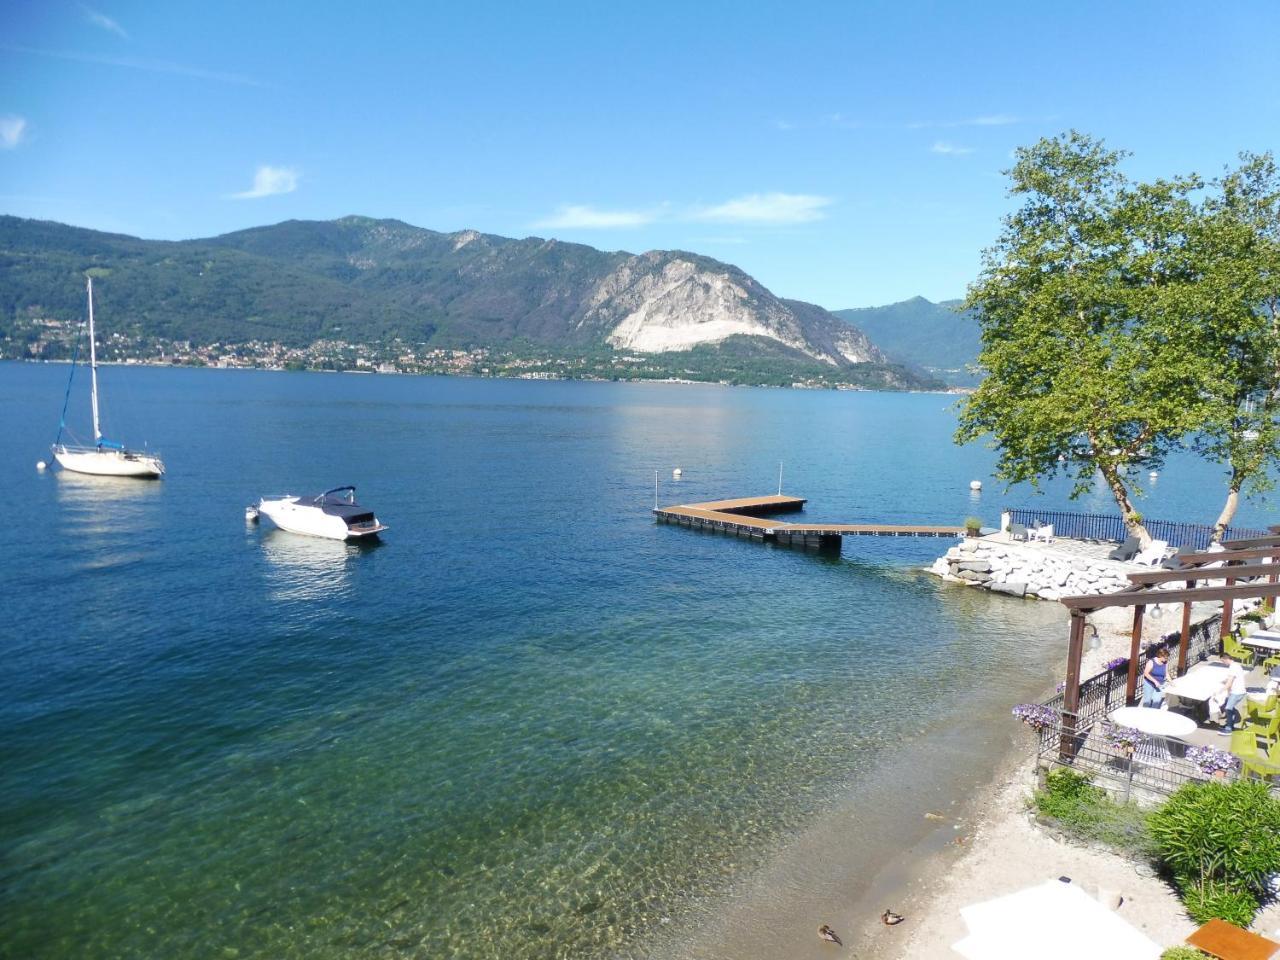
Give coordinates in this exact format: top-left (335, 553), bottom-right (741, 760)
top-left (654, 494), bottom-right (965, 551)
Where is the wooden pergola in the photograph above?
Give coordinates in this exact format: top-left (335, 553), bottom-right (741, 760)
top-left (1057, 528), bottom-right (1280, 730)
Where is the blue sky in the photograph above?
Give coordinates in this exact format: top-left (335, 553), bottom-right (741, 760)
top-left (3, 1), bottom-right (1279, 308)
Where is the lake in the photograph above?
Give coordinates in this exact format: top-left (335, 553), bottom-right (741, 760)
top-left (0, 363), bottom-right (1270, 958)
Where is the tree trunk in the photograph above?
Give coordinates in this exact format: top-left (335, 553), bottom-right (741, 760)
top-left (1211, 472), bottom-right (1242, 544)
top-left (1098, 461), bottom-right (1152, 547)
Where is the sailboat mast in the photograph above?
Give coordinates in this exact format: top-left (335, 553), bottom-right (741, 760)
top-left (87, 276), bottom-right (102, 445)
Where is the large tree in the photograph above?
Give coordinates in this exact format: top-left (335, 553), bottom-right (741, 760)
top-left (1187, 153), bottom-right (1280, 540)
top-left (957, 132), bottom-right (1221, 545)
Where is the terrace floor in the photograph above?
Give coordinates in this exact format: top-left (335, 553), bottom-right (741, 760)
top-left (1056, 659), bottom-right (1279, 798)
top-left (982, 530), bottom-right (1132, 564)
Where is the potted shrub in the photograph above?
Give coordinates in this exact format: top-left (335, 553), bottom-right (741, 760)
top-left (1103, 723), bottom-right (1144, 758)
top-left (1012, 703), bottom-right (1058, 730)
top-left (1185, 745), bottom-right (1240, 780)
top-left (964, 516), bottom-right (983, 537)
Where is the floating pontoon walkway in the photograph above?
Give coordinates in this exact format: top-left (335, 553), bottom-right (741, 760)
top-left (654, 494), bottom-right (965, 550)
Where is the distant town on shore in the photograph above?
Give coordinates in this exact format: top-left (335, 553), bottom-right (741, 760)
top-left (0, 214), bottom-right (978, 390)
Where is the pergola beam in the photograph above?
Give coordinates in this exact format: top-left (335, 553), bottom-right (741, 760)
top-left (1126, 605), bottom-right (1145, 704)
top-left (1178, 589), bottom-right (1193, 673)
top-left (1218, 533), bottom-right (1280, 550)
top-left (1060, 580), bottom-right (1280, 611)
top-left (1131, 545), bottom-right (1280, 567)
top-left (1060, 610), bottom-right (1087, 759)
top-left (1126, 561), bottom-right (1280, 585)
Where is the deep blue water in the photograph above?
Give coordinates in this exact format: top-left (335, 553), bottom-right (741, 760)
top-left (0, 363), bottom-right (1272, 958)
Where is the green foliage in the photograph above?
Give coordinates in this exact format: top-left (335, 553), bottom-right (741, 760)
top-left (1148, 780), bottom-right (1280, 900)
top-left (1175, 876), bottom-right (1259, 927)
top-left (1037, 768), bottom-right (1104, 813)
top-left (1160, 947), bottom-right (1209, 960)
top-left (957, 132), bottom-right (1280, 541)
top-left (957, 132), bottom-right (1222, 541)
top-left (964, 516), bottom-right (983, 531)
top-left (1033, 768), bottom-right (1152, 856)
top-left (1189, 153), bottom-right (1280, 537)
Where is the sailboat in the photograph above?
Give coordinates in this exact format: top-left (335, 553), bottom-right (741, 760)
top-left (50, 277), bottom-right (165, 479)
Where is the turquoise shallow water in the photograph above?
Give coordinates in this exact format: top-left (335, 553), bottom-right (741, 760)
top-left (0, 364), bottom-right (1272, 958)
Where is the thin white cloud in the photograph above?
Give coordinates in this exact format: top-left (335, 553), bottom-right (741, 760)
top-left (911, 114), bottom-right (1021, 130)
top-left (824, 113), bottom-right (861, 129)
top-left (534, 204), bottom-right (655, 228)
top-left (0, 115), bottom-right (28, 149)
top-left (533, 193), bottom-right (832, 230)
top-left (775, 119), bottom-right (795, 131)
top-left (231, 165), bottom-right (299, 199)
top-left (2, 44), bottom-right (262, 86)
top-left (694, 192), bottom-right (832, 223)
top-left (82, 5), bottom-right (128, 39)
top-left (931, 141), bottom-right (975, 156)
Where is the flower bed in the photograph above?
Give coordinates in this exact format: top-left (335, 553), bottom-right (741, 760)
top-left (1013, 703), bottom-right (1059, 730)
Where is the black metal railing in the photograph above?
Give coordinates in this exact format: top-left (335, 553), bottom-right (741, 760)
top-left (1034, 714), bottom-right (1227, 799)
top-left (1039, 614), bottom-right (1225, 731)
top-left (1005, 507), bottom-right (1269, 551)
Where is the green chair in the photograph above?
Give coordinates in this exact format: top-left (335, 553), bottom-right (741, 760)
top-left (1224, 631), bottom-right (1258, 667)
top-left (1245, 692), bottom-right (1277, 723)
top-left (1245, 709), bottom-right (1280, 750)
top-left (1230, 728), bottom-right (1280, 780)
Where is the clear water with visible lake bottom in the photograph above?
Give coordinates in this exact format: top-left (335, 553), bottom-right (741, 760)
top-left (1, 363), bottom-right (1270, 958)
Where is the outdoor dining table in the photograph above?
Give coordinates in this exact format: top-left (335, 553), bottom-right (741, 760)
top-left (1240, 632), bottom-right (1280, 652)
top-left (1163, 662), bottom-right (1230, 703)
top-left (1108, 706), bottom-right (1198, 739)
top-left (1108, 706), bottom-right (1198, 763)
top-left (1161, 662), bottom-right (1235, 725)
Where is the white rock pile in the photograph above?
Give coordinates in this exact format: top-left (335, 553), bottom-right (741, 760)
top-left (928, 537), bottom-right (1133, 600)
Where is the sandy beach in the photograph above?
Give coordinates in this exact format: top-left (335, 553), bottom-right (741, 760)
top-left (872, 747), bottom-right (1280, 958)
top-left (863, 601), bottom-right (1280, 959)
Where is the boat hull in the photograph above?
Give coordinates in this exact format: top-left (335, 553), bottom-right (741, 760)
top-left (257, 498), bottom-right (385, 541)
top-left (54, 447), bottom-right (164, 478)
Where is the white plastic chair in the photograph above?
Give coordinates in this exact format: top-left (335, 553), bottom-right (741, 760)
top-left (1031, 523), bottom-right (1054, 543)
top-left (1132, 539), bottom-right (1170, 566)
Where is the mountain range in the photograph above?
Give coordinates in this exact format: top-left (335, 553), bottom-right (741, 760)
top-left (834, 297), bottom-right (981, 386)
top-left (0, 215), bottom-right (945, 388)
top-left (0, 215), bottom-right (977, 389)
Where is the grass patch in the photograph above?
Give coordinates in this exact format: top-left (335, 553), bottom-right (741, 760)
top-left (1033, 768), bottom-right (1154, 858)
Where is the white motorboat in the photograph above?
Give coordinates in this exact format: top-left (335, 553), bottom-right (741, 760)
top-left (50, 277), bottom-right (165, 479)
top-left (252, 486), bottom-right (387, 541)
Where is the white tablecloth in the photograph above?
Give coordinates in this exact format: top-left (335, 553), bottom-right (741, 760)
top-left (1163, 662), bottom-right (1231, 702)
top-left (1242, 633), bottom-right (1280, 651)
top-left (1108, 706), bottom-right (1197, 738)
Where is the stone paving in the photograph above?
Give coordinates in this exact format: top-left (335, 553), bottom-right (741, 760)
top-left (981, 530), bottom-right (1119, 563)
